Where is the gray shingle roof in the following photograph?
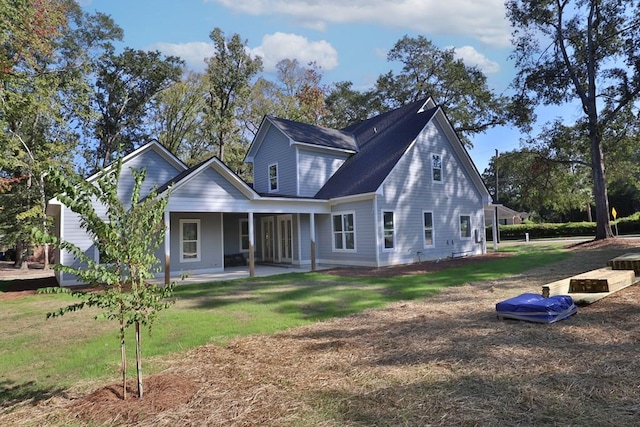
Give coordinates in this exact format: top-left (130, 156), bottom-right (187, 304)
top-left (315, 98), bottom-right (437, 199)
top-left (267, 116), bottom-right (358, 152)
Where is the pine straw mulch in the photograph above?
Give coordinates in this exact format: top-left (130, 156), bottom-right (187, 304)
top-left (4, 239), bottom-right (640, 426)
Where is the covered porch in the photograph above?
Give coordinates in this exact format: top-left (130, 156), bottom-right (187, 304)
top-left (160, 206), bottom-right (331, 285)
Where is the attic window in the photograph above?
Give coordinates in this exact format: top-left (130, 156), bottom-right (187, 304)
top-left (431, 154), bottom-right (443, 183)
top-left (268, 163), bottom-right (278, 192)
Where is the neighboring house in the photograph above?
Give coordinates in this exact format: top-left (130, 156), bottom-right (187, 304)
top-left (47, 97), bottom-right (492, 286)
top-left (485, 205), bottom-right (529, 226)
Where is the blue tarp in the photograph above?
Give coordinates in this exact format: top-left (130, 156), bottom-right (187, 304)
top-left (496, 293), bottom-right (578, 324)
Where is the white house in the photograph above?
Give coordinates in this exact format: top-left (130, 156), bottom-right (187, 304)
top-left (47, 98), bottom-right (493, 286)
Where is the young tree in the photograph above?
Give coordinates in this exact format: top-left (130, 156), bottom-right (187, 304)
top-left (506, 0), bottom-right (640, 239)
top-left (35, 160), bottom-right (175, 399)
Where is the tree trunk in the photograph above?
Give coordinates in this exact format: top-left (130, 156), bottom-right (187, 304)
top-left (39, 173), bottom-right (50, 270)
top-left (121, 325), bottom-right (127, 400)
top-left (135, 321), bottom-right (143, 398)
top-left (14, 240), bottom-right (28, 270)
top-left (590, 134), bottom-right (614, 240)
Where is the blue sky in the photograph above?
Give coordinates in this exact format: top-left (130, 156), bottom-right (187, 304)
top-left (80, 0), bottom-right (533, 173)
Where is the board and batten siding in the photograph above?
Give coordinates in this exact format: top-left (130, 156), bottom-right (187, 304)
top-left (252, 125), bottom-right (297, 196)
top-left (316, 198), bottom-right (377, 267)
top-left (297, 148), bottom-right (349, 197)
top-left (377, 119), bottom-right (485, 266)
top-left (170, 212), bottom-right (223, 275)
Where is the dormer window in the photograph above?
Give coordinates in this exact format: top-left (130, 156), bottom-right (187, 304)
top-left (268, 163), bottom-right (278, 192)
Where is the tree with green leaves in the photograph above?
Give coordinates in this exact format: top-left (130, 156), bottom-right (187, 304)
top-left (483, 147), bottom-right (592, 222)
top-left (323, 81), bottom-right (374, 129)
top-left (84, 48), bottom-right (183, 172)
top-left (35, 159), bottom-right (174, 399)
top-left (506, 0), bottom-right (640, 239)
top-left (149, 70), bottom-right (209, 166)
top-left (320, 35), bottom-right (512, 144)
top-left (372, 35), bottom-right (512, 146)
top-left (1, 0), bottom-right (122, 268)
top-left (204, 27), bottom-right (262, 163)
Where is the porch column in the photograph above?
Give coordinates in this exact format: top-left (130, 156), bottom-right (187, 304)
top-left (310, 213), bottom-right (316, 271)
top-left (492, 206), bottom-right (498, 251)
top-left (164, 210), bottom-right (171, 285)
top-left (248, 212), bottom-right (255, 277)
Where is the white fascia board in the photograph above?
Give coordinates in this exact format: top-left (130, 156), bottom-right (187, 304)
top-left (245, 117), bottom-right (274, 163)
top-left (432, 108), bottom-right (492, 203)
top-left (328, 192), bottom-right (376, 206)
top-left (169, 158), bottom-right (258, 201)
top-left (251, 197), bottom-right (331, 214)
top-left (291, 140), bottom-right (357, 155)
top-left (85, 140), bottom-right (187, 183)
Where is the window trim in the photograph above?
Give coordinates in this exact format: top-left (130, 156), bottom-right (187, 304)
top-left (180, 219), bottom-right (201, 262)
top-left (459, 214), bottom-right (472, 240)
top-left (422, 210), bottom-right (435, 248)
top-left (431, 153), bottom-right (443, 184)
top-left (240, 218), bottom-right (250, 252)
top-left (331, 211), bottom-right (356, 252)
top-left (268, 162), bottom-right (279, 192)
top-left (382, 210), bottom-right (395, 251)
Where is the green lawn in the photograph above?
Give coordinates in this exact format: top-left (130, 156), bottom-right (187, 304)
top-left (0, 244), bottom-right (569, 404)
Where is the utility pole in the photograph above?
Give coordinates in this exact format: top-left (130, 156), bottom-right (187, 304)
top-left (494, 149), bottom-right (500, 244)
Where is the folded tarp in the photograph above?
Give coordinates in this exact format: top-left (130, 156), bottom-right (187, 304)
top-left (496, 293), bottom-right (578, 324)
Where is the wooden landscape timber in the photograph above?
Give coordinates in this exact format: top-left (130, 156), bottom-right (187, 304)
top-left (606, 253), bottom-right (640, 275)
top-left (542, 266), bottom-right (637, 305)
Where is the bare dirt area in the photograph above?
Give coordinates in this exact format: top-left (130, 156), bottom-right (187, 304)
top-left (3, 239), bottom-right (640, 426)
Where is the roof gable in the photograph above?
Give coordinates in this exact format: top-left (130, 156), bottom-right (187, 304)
top-left (155, 156), bottom-right (258, 200)
top-left (245, 116), bottom-right (357, 162)
top-left (85, 140), bottom-right (187, 183)
top-left (315, 99), bottom-right (438, 199)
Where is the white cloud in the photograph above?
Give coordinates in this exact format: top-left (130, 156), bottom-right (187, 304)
top-left (249, 32), bottom-right (339, 72)
top-left (211, 0), bottom-right (511, 47)
top-left (453, 46), bottom-right (500, 74)
top-left (148, 41), bottom-right (214, 72)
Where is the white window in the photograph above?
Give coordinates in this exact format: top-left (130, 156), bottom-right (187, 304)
top-left (180, 219), bottom-right (201, 262)
top-left (423, 211), bottom-right (434, 247)
top-left (240, 219), bottom-right (250, 251)
top-left (268, 163), bottom-right (278, 192)
top-left (431, 154), bottom-right (443, 183)
top-left (382, 211), bottom-right (395, 250)
top-left (459, 215), bottom-right (471, 239)
top-left (332, 212), bottom-right (356, 251)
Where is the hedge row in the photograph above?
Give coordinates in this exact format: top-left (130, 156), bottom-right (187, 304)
top-left (487, 218), bottom-right (640, 240)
